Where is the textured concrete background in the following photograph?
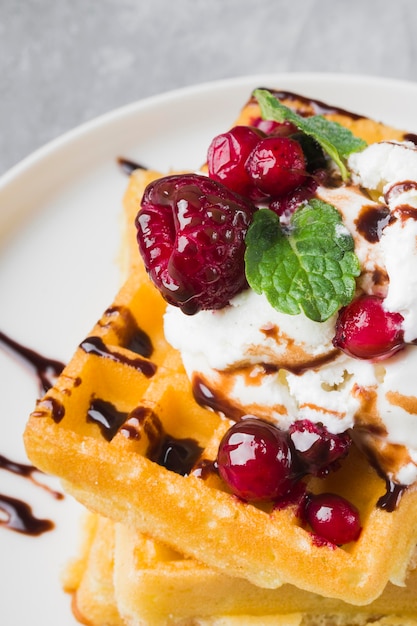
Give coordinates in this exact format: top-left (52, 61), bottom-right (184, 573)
top-left (1, 0), bottom-right (417, 175)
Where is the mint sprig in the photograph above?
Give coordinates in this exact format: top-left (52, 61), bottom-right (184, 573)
top-left (253, 89), bottom-right (367, 181)
top-left (244, 201), bottom-right (360, 322)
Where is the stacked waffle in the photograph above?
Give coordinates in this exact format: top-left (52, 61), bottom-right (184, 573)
top-left (25, 91), bottom-right (417, 624)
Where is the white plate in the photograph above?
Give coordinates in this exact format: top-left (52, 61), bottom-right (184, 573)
top-left (1, 73), bottom-right (417, 625)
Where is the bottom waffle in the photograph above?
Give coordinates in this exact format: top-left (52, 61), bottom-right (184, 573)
top-left (63, 511), bottom-right (417, 626)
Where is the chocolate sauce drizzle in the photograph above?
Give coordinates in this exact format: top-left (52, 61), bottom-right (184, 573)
top-left (0, 452), bottom-right (60, 536)
top-left (127, 327), bottom-right (154, 359)
top-left (31, 396), bottom-right (66, 424)
top-left (191, 458), bottom-right (218, 480)
top-left (80, 336), bottom-right (157, 378)
top-left (385, 180), bottom-right (417, 203)
top-left (0, 330), bottom-right (67, 534)
top-left (151, 434), bottom-right (203, 476)
top-left (0, 494), bottom-right (54, 536)
top-left (117, 157), bottom-right (148, 176)
top-left (98, 306), bottom-right (155, 358)
top-left (87, 397), bottom-right (203, 476)
top-left (0, 453), bottom-right (62, 499)
top-left (0, 330), bottom-right (65, 393)
top-left (87, 398), bottom-right (128, 442)
top-left (266, 89), bottom-right (364, 120)
top-left (377, 480), bottom-right (406, 513)
top-left (355, 204), bottom-right (392, 243)
top-left (403, 133), bottom-right (417, 146)
top-left (192, 374), bottom-right (246, 423)
top-left (396, 206), bottom-right (417, 221)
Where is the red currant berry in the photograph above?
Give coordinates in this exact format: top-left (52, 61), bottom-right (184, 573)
top-left (269, 179), bottom-right (317, 224)
top-left (207, 126), bottom-right (264, 198)
top-left (216, 417), bottom-right (296, 502)
top-left (245, 136), bottom-right (307, 197)
top-left (250, 117), bottom-right (297, 137)
top-left (304, 493), bottom-right (362, 545)
top-left (136, 173), bottom-right (256, 315)
top-left (333, 295), bottom-right (405, 360)
top-left (289, 420), bottom-right (351, 476)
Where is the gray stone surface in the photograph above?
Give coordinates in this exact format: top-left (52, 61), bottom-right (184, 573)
top-left (1, 0), bottom-right (417, 175)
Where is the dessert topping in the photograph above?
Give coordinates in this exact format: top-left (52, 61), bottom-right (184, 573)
top-left (136, 173), bottom-right (256, 314)
top-left (138, 90), bottom-right (417, 509)
top-left (244, 135), bottom-right (307, 197)
top-left (245, 200), bottom-right (360, 322)
top-left (216, 416), bottom-right (361, 546)
top-left (207, 124), bottom-right (265, 199)
top-left (303, 492), bottom-right (362, 546)
top-left (216, 417), bottom-right (297, 501)
top-left (333, 294), bottom-right (405, 360)
top-left (288, 419), bottom-right (351, 476)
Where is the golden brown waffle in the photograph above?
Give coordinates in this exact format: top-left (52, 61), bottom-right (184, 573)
top-left (63, 514), bottom-right (124, 626)
top-left (24, 91), bottom-right (417, 606)
top-left (65, 512), bottom-right (417, 626)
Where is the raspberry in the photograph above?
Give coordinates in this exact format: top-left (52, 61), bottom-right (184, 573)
top-left (136, 173), bottom-right (256, 315)
top-left (333, 294), bottom-right (405, 360)
top-left (216, 417), bottom-right (297, 502)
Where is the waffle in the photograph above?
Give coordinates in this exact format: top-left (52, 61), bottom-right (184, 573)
top-left (63, 514), bottom-right (124, 626)
top-left (65, 512), bottom-right (417, 626)
top-left (24, 91), bottom-right (417, 607)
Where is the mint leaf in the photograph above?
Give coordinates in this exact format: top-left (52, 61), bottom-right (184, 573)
top-left (245, 201), bottom-right (360, 322)
top-left (253, 89), bottom-right (367, 181)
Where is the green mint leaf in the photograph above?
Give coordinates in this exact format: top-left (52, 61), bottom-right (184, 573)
top-left (245, 201), bottom-right (361, 322)
top-left (253, 88), bottom-right (367, 181)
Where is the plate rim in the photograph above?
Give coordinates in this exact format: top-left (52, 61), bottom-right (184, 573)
top-left (2, 70), bottom-right (417, 625)
top-left (2, 71), bottom-right (417, 191)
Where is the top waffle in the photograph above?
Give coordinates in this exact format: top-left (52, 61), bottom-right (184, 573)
top-left (24, 89), bottom-right (417, 605)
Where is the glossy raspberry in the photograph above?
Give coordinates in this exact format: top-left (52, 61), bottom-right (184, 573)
top-left (216, 417), bottom-right (296, 502)
top-left (333, 294), bottom-right (405, 360)
top-left (289, 420), bottom-right (351, 476)
top-left (245, 136), bottom-right (307, 197)
top-left (207, 125), bottom-right (264, 198)
top-left (304, 493), bottom-right (362, 545)
top-left (136, 174), bottom-right (256, 315)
